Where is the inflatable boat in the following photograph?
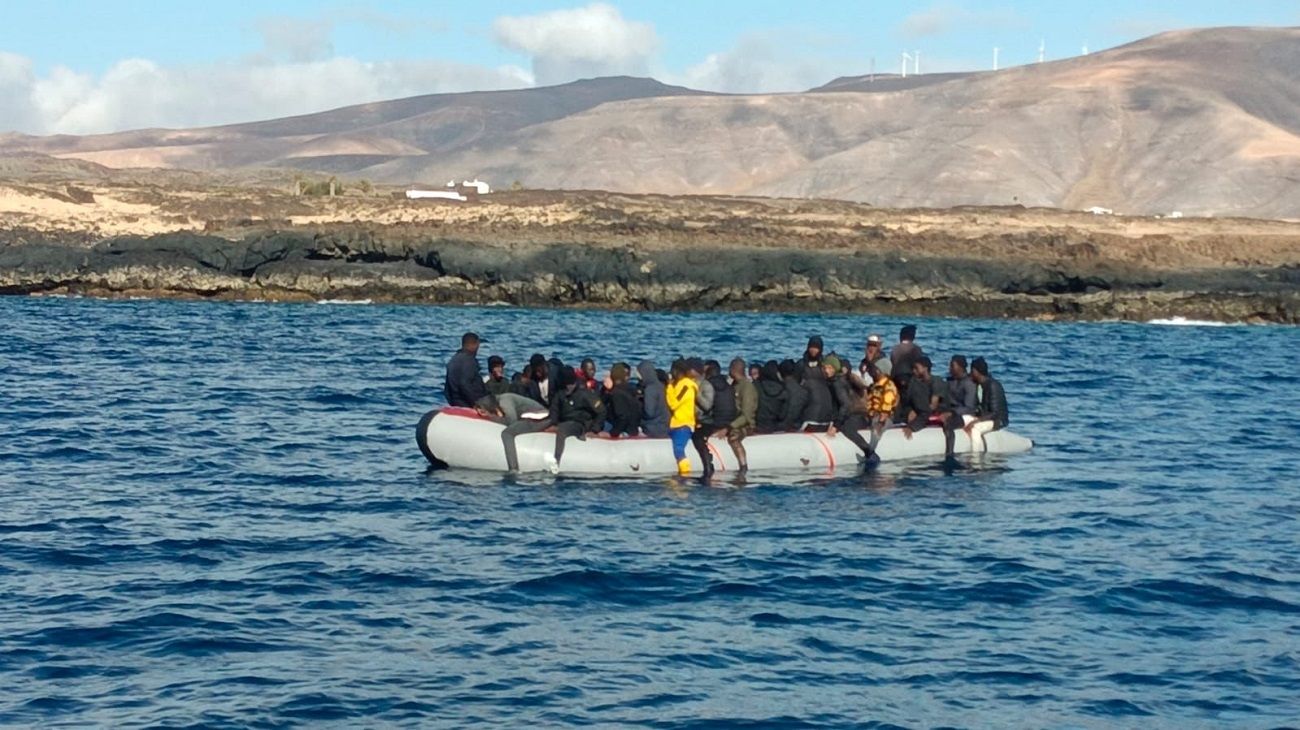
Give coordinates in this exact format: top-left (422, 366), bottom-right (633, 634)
top-left (417, 408), bottom-right (1033, 476)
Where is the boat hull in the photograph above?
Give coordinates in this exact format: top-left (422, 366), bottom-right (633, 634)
top-left (417, 408), bottom-right (1033, 475)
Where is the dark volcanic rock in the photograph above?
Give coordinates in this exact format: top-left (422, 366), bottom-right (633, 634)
top-left (1, 231), bottom-right (1296, 324)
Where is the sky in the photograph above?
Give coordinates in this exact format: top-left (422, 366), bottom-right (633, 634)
top-left (0, 0), bottom-right (1295, 135)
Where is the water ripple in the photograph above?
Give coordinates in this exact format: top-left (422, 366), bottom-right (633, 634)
top-left (1, 297), bottom-right (1298, 727)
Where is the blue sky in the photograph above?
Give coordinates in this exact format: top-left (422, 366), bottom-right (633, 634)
top-left (1, 1), bottom-right (1295, 135)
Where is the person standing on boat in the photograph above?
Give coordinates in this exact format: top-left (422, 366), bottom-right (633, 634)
top-left (692, 360), bottom-right (734, 479)
top-left (444, 332), bottom-right (488, 408)
top-left (964, 357), bottom-right (1010, 451)
top-left (727, 358), bottom-right (759, 473)
top-left (665, 359), bottom-right (699, 477)
top-left (890, 325), bottom-right (924, 396)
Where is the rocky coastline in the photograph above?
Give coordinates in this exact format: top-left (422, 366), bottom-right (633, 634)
top-left (3, 227), bottom-right (1297, 323)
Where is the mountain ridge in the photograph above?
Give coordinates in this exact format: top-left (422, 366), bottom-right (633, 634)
top-left (2, 26), bottom-right (1298, 217)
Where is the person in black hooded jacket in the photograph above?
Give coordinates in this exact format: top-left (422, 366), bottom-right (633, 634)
top-left (798, 335), bottom-right (835, 426)
top-left (545, 368), bottom-right (606, 473)
top-left (800, 335), bottom-right (826, 385)
top-left (778, 359), bottom-right (809, 431)
top-left (755, 360), bottom-right (787, 432)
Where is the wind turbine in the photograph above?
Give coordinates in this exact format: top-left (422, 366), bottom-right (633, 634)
top-left (993, 47), bottom-right (1000, 71)
top-left (1038, 39), bottom-right (1045, 63)
top-left (901, 52), bottom-right (911, 78)
top-left (1082, 43), bottom-right (1089, 55)
top-left (914, 50), bottom-right (921, 76)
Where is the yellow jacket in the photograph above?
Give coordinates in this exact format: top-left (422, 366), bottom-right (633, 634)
top-left (868, 374), bottom-right (899, 418)
top-left (666, 377), bottom-right (699, 430)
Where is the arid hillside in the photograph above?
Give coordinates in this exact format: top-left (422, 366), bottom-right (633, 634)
top-left (1, 27), bottom-right (1298, 218)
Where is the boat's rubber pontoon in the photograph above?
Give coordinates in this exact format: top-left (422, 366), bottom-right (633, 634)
top-left (417, 408), bottom-right (1032, 475)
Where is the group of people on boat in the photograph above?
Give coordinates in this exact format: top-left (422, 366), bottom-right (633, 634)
top-left (443, 325), bottom-right (1009, 476)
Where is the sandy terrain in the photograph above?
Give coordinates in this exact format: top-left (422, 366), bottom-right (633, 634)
top-left (4, 176), bottom-right (1298, 273)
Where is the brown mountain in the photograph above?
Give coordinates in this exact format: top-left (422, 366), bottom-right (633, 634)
top-left (3, 27), bottom-right (1298, 218)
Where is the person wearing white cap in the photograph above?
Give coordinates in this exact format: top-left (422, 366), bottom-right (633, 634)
top-left (859, 334), bottom-right (892, 381)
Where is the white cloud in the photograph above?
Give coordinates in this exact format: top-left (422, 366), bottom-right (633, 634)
top-left (678, 34), bottom-right (845, 93)
top-left (0, 9), bottom-right (537, 136)
top-left (0, 3), bottom-right (885, 136)
top-left (0, 52), bottom-right (42, 134)
top-left (0, 53), bottom-right (532, 135)
top-left (493, 3), bottom-right (659, 86)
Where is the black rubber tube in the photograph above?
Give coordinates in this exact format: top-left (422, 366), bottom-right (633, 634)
top-left (415, 410), bottom-right (449, 469)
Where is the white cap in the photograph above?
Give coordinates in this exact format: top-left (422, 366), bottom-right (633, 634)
top-left (867, 334), bottom-right (883, 344)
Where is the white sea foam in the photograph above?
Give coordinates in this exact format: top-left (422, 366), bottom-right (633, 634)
top-left (1147, 316), bottom-right (1234, 327)
top-left (316, 299), bottom-right (373, 305)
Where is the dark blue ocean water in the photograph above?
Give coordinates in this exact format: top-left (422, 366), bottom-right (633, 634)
top-left (1, 297), bottom-right (1298, 728)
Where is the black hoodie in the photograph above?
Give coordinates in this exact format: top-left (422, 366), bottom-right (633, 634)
top-left (776, 359), bottom-right (807, 430)
top-left (551, 382), bottom-right (605, 433)
top-left (755, 361), bottom-right (787, 432)
top-left (801, 336), bottom-right (825, 383)
top-left (801, 357), bottom-right (835, 425)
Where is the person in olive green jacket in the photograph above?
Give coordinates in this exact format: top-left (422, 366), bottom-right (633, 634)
top-left (727, 358), bottom-right (759, 473)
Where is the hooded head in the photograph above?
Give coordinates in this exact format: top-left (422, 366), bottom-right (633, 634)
top-left (560, 367), bottom-right (579, 392)
top-left (806, 335), bottom-right (824, 360)
top-left (760, 360), bottom-right (782, 382)
top-left (822, 354), bottom-right (843, 378)
top-left (638, 360), bottom-right (659, 385)
top-left (778, 359), bottom-right (797, 380)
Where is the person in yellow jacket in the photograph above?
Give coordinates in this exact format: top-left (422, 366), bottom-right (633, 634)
top-left (665, 359), bottom-right (700, 476)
